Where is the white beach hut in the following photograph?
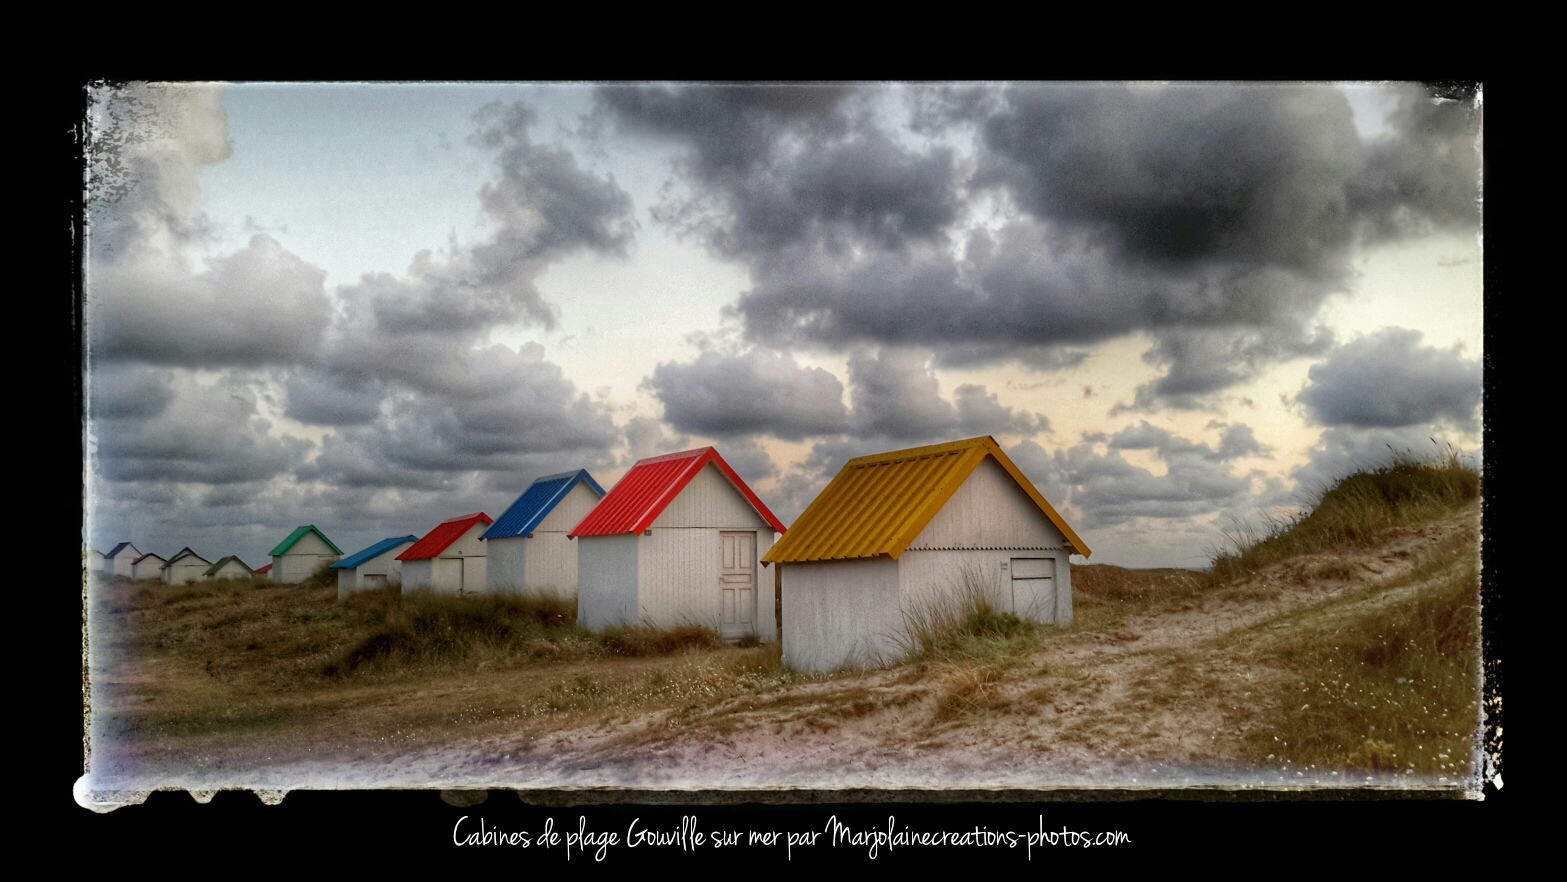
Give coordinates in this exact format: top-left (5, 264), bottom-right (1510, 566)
top-left (398, 513), bottom-right (492, 594)
top-left (330, 535), bottom-right (419, 599)
top-left (763, 436), bottom-right (1092, 673)
top-left (130, 552), bottom-right (167, 581)
top-left (571, 447), bottom-right (787, 641)
top-left (160, 547), bottom-right (212, 586)
top-left (482, 470), bottom-right (605, 597)
top-left (203, 556), bottom-right (254, 581)
top-left (104, 543), bottom-right (141, 579)
top-left (268, 526), bottom-right (342, 583)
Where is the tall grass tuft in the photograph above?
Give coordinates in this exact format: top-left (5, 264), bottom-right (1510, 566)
top-left (896, 564), bottom-right (1036, 665)
top-left (1211, 445), bottom-right (1480, 583)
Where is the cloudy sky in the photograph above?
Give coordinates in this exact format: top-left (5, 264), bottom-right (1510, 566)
top-left (82, 81), bottom-right (1483, 569)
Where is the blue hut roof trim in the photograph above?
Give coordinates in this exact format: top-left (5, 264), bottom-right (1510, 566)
top-left (331, 536), bottom-right (420, 570)
top-left (482, 470), bottom-right (605, 540)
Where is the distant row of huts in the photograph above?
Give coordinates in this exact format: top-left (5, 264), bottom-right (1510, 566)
top-left (88, 435), bottom-right (1091, 672)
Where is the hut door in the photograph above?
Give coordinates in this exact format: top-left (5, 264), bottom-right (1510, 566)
top-left (720, 532), bottom-right (756, 638)
top-left (1010, 558), bottom-right (1057, 624)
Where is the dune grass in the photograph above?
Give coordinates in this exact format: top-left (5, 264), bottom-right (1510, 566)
top-left (1240, 556), bottom-right (1481, 778)
top-left (1205, 448), bottom-right (1484, 778)
top-left (1211, 446), bottom-right (1481, 583)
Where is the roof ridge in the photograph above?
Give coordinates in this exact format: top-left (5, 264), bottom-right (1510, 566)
top-left (635, 447), bottom-right (713, 465)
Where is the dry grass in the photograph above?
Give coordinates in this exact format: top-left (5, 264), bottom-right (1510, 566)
top-left (895, 565), bottom-right (1041, 668)
top-left (1238, 555), bottom-right (1482, 778)
top-left (91, 576), bottom-right (771, 753)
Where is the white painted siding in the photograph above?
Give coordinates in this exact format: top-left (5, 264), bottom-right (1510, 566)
top-left (131, 556), bottom-right (165, 581)
top-left (907, 457), bottom-right (1067, 551)
top-left (578, 534), bottom-right (639, 630)
top-left (650, 463), bottom-right (771, 529)
top-left (87, 552), bottom-right (105, 573)
top-left (638, 528), bottom-right (721, 630)
top-left (485, 536), bottom-right (528, 594)
top-left (401, 559), bottom-right (434, 591)
top-left (756, 531), bottom-right (778, 643)
top-left (164, 557), bottom-right (209, 586)
top-left (206, 559), bottom-right (252, 581)
top-left (337, 542), bottom-right (412, 600)
top-left (110, 547), bottom-right (139, 579)
top-left (781, 557), bottom-right (902, 673)
top-left (896, 549), bottom-right (1012, 614)
top-left (273, 531), bottom-right (340, 583)
top-left (525, 531), bottom-right (578, 597)
top-left (895, 548), bottom-right (1072, 627)
top-left (536, 481), bottom-right (602, 533)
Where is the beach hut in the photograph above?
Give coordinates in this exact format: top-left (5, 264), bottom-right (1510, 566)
top-left (86, 550), bottom-right (105, 573)
top-left (254, 563), bottom-right (272, 577)
top-left (160, 547), bottom-right (212, 586)
top-left (104, 543), bottom-right (141, 578)
top-left (203, 556), bottom-right (254, 581)
top-left (398, 513), bottom-right (492, 593)
top-left (268, 525), bottom-right (342, 583)
top-left (571, 447), bottom-right (787, 640)
top-left (330, 535), bottom-right (418, 599)
top-left (762, 435), bottom-right (1091, 673)
top-left (130, 552), bottom-right (167, 581)
top-left (482, 470), bottom-right (605, 597)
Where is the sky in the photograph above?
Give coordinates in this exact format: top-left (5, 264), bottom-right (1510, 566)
top-left (81, 81), bottom-right (1484, 570)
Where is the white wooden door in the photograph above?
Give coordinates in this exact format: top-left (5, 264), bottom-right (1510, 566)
top-left (720, 532), bottom-right (756, 638)
top-left (1011, 557), bottom-right (1056, 624)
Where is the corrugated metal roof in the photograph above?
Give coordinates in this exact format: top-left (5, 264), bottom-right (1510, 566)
top-left (397, 513), bottom-right (493, 561)
top-left (255, 564), bottom-right (272, 574)
top-left (160, 547), bottom-right (210, 568)
top-left (482, 470), bottom-right (605, 539)
top-left (203, 556), bottom-right (252, 577)
top-left (763, 435), bottom-right (1091, 564)
top-left (105, 542), bottom-right (136, 560)
top-left (269, 525), bottom-right (343, 557)
top-left (331, 535), bottom-right (420, 570)
top-left (569, 447), bottom-right (787, 537)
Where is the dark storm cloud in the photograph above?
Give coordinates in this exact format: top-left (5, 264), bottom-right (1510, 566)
top-left (648, 349), bottom-right (849, 440)
top-left (87, 85), bottom-right (332, 369)
top-left (1297, 327), bottom-right (1482, 429)
top-left (598, 84), bottom-right (956, 259)
top-left (297, 344), bottom-right (620, 488)
top-left (601, 82), bottom-right (1480, 406)
top-left (93, 375), bottom-right (311, 485)
top-left (282, 369), bottom-right (385, 426)
top-left (979, 84), bottom-right (1368, 273)
top-left (89, 363), bottom-right (175, 420)
top-left (91, 234), bottom-right (332, 367)
top-left (847, 348), bottom-right (1048, 440)
top-left (714, 435), bottom-right (778, 484)
top-left (1349, 86), bottom-right (1484, 241)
